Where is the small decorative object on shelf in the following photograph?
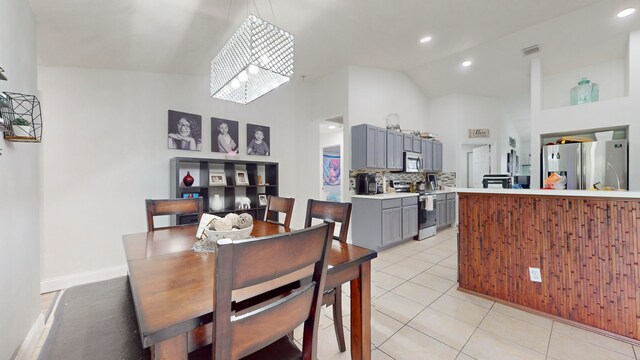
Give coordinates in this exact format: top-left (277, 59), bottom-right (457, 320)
top-left (209, 172), bottom-right (227, 186)
top-left (182, 193), bottom-right (199, 199)
top-left (183, 171), bottom-right (194, 187)
top-left (258, 194), bottom-right (267, 207)
top-left (235, 170), bottom-right (250, 185)
top-left (570, 77), bottom-right (599, 105)
top-left (257, 175), bottom-right (263, 185)
top-left (210, 194), bottom-right (224, 211)
top-left (2, 92), bottom-right (42, 142)
top-left (235, 196), bottom-right (251, 210)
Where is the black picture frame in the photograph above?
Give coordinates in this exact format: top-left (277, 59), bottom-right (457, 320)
top-left (211, 117), bottom-right (239, 154)
top-left (168, 110), bottom-right (202, 151)
top-left (247, 123), bottom-right (270, 156)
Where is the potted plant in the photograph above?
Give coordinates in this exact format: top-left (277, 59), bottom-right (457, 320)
top-left (12, 118), bottom-right (32, 137)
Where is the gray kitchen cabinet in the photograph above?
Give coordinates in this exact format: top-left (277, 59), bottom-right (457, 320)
top-left (402, 204), bottom-right (419, 239)
top-left (422, 139), bottom-right (433, 171)
top-left (352, 124), bottom-right (387, 170)
top-left (436, 193), bottom-right (456, 228)
top-left (433, 141), bottom-right (443, 171)
top-left (403, 134), bottom-right (413, 152)
top-left (382, 207), bottom-right (403, 246)
top-left (386, 130), bottom-right (403, 170)
top-left (447, 198), bottom-right (455, 225)
top-left (352, 195), bottom-right (420, 251)
top-left (412, 136), bottom-right (422, 153)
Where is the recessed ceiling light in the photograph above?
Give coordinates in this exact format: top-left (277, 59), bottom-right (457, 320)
top-left (461, 60), bottom-right (473, 67)
top-left (328, 125), bottom-right (337, 129)
top-left (419, 36), bottom-right (433, 44)
top-left (617, 8), bottom-right (636, 18)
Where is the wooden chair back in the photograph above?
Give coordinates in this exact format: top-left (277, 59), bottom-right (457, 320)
top-left (304, 199), bottom-right (352, 242)
top-left (214, 221), bottom-right (335, 360)
top-left (263, 196), bottom-right (295, 228)
top-left (145, 198), bottom-right (204, 232)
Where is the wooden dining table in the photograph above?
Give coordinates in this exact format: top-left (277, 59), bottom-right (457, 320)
top-left (122, 220), bottom-right (377, 360)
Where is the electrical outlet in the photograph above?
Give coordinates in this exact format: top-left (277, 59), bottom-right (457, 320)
top-left (529, 267), bottom-right (542, 282)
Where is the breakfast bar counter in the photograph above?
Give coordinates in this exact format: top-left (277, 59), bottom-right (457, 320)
top-left (456, 188), bottom-right (640, 343)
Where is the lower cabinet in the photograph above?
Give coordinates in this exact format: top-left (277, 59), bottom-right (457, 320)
top-left (402, 205), bottom-right (419, 239)
top-left (352, 196), bottom-right (419, 251)
top-left (382, 207), bottom-right (402, 246)
top-left (436, 193), bottom-right (456, 229)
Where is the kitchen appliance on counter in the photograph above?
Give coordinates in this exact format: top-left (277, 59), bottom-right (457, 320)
top-left (403, 152), bottom-right (424, 172)
top-left (392, 180), bottom-right (411, 193)
top-left (482, 174), bottom-right (512, 188)
top-left (542, 140), bottom-right (628, 190)
top-left (416, 193), bottom-right (437, 239)
top-left (426, 174), bottom-right (437, 192)
top-left (355, 173), bottom-right (377, 195)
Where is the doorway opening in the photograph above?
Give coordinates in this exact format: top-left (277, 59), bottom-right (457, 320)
top-left (319, 117), bottom-right (343, 202)
top-left (462, 144), bottom-right (493, 188)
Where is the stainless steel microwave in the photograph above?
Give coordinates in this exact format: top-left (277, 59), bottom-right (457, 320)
top-left (404, 152), bottom-right (423, 172)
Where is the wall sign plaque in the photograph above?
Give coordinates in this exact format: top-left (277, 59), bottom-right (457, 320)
top-left (468, 128), bottom-right (490, 138)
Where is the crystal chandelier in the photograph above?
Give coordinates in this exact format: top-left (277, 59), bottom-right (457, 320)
top-left (210, 15), bottom-right (294, 105)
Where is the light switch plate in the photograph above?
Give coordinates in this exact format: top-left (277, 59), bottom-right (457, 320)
top-left (529, 267), bottom-right (542, 282)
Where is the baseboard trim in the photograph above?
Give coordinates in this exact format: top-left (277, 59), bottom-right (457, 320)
top-left (40, 265), bottom-right (128, 293)
top-left (14, 313), bottom-right (44, 360)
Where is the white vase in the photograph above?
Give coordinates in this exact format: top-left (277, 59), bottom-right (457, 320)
top-left (210, 194), bottom-right (224, 212)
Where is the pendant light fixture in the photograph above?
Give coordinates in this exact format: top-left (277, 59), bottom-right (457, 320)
top-left (210, 2), bottom-right (294, 105)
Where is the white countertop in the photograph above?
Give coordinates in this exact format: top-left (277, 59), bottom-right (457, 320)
top-left (453, 187), bottom-right (640, 199)
top-left (350, 192), bottom-right (419, 199)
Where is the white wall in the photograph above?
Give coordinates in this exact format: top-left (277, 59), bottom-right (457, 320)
top-left (530, 31), bottom-right (640, 190)
top-left (542, 59), bottom-right (627, 109)
top-left (347, 66), bottom-right (430, 130)
top-left (0, 0), bottom-right (40, 357)
top-left (427, 93), bottom-right (507, 185)
top-left (38, 66), bottom-right (302, 290)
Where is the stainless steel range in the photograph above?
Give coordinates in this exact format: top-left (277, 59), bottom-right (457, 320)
top-left (416, 193), bottom-right (437, 240)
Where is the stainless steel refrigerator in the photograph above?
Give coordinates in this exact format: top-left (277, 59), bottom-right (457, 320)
top-left (542, 140), bottom-right (628, 190)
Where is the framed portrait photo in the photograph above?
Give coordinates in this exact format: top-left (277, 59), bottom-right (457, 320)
top-left (235, 170), bottom-right (250, 186)
top-left (209, 172), bottom-right (227, 186)
top-left (247, 123), bottom-right (270, 156)
top-left (212, 117), bottom-right (239, 154)
top-left (258, 194), bottom-right (268, 207)
top-left (168, 110), bottom-right (202, 151)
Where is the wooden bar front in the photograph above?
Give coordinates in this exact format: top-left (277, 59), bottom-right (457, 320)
top-left (458, 192), bottom-right (640, 342)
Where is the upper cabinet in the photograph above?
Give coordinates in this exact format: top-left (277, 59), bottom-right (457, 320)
top-left (386, 130), bottom-right (403, 170)
top-left (422, 139), bottom-right (433, 171)
top-left (352, 124), bottom-right (443, 172)
top-left (352, 124), bottom-right (387, 170)
top-left (433, 141), bottom-right (443, 171)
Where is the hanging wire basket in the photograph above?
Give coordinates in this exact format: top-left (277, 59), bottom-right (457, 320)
top-left (1, 91), bottom-right (42, 142)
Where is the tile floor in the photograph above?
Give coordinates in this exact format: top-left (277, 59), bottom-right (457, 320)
top-left (294, 227), bottom-right (640, 360)
top-left (36, 227), bottom-right (640, 359)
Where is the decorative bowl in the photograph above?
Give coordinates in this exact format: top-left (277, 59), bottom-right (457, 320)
top-left (203, 225), bottom-right (253, 241)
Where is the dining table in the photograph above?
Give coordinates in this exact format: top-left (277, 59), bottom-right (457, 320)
top-left (122, 220), bottom-right (377, 360)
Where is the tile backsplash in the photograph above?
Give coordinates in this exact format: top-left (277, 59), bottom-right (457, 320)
top-left (349, 170), bottom-right (456, 192)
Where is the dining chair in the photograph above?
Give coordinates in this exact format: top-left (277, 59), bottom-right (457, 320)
top-left (145, 198), bottom-right (204, 232)
top-left (209, 220), bottom-right (335, 360)
top-left (304, 199), bottom-right (353, 352)
top-left (263, 195), bottom-right (295, 228)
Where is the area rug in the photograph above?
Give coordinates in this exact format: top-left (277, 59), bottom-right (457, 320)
top-left (39, 276), bottom-right (146, 360)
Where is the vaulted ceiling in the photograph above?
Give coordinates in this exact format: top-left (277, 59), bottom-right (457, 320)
top-left (28, 0), bottom-right (640, 137)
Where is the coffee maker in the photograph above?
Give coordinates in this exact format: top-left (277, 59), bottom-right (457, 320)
top-left (355, 173), bottom-right (377, 195)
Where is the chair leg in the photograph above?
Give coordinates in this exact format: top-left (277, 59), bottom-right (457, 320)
top-left (331, 287), bottom-right (346, 352)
